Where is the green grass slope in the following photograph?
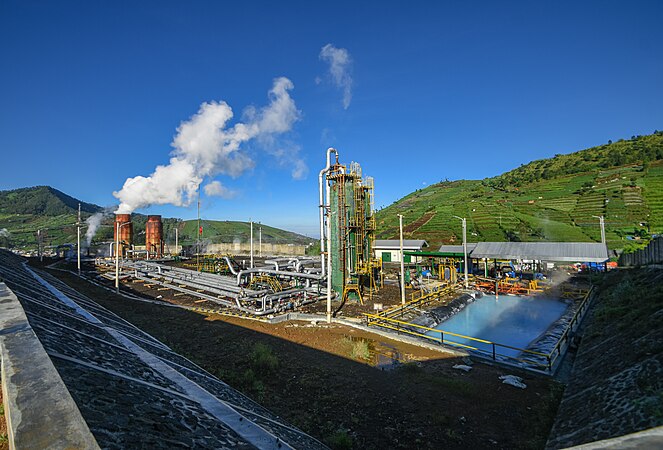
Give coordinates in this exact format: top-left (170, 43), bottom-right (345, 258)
top-left (376, 132), bottom-right (663, 250)
top-left (178, 220), bottom-right (313, 247)
top-left (0, 185), bottom-right (312, 251)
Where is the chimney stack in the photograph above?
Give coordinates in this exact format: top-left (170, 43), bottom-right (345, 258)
top-left (114, 214), bottom-right (133, 257)
top-left (146, 215), bottom-right (164, 258)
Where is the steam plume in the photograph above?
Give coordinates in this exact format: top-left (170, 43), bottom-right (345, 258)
top-left (319, 44), bottom-right (353, 109)
top-left (85, 211), bottom-right (108, 247)
top-left (113, 77), bottom-right (302, 213)
top-left (204, 181), bottom-right (236, 199)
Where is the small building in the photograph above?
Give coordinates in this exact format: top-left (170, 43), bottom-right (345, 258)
top-left (373, 239), bottom-right (429, 263)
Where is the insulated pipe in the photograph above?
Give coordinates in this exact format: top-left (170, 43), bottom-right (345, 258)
top-left (326, 172), bottom-right (333, 323)
top-left (319, 148), bottom-right (337, 277)
top-left (236, 268), bottom-right (323, 285)
top-left (223, 256), bottom-right (239, 275)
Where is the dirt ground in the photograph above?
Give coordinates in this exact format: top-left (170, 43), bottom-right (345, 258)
top-left (48, 265), bottom-right (563, 450)
top-left (0, 376), bottom-right (8, 450)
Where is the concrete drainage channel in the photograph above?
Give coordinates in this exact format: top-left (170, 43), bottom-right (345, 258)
top-left (0, 282), bottom-right (99, 449)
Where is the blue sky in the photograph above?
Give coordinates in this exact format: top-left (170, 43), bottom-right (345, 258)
top-left (1, 1), bottom-right (662, 237)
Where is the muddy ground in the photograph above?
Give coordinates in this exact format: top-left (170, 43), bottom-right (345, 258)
top-left (47, 263), bottom-right (563, 450)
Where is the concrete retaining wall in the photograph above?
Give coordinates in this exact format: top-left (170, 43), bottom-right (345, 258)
top-left (619, 236), bottom-right (663, 267)
top-left (0, 282), bottom-right (99, 449)
top-left (183, 242), bottom-right (308, 256)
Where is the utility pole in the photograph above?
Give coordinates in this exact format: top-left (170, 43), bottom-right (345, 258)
top-left (197, 185), bottom-right (201, 271)
top-left (77, 203), bottom-right (81, 275)
top-left (593, 215), bottom-right (606, 245)
top-left (454, 216), bottom-right (469, 289)
top-left (398, 214), bottom-right (405, 305)
top-left (37, 229), bottom-right (42, 262)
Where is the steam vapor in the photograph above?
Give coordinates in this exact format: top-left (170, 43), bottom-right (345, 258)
top-left (319, 44), bottom-right (353, 109)
top-left (85, 212), bottom-right (107, 247)
top-left (204, 181), bottom-right (236, 199)
top-left (0, 228), bottom-right (10, 238)
top-left (113, 77), bottom-right (303, 213)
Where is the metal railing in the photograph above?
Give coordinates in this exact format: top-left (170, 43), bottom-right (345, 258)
top-left (366, 286), bottom-right (594, 372)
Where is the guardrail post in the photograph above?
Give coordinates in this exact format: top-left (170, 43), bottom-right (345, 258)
top-left (439, 330), bottom-right (444, 345)
top-left (492, 343), bottom-right (496, 360)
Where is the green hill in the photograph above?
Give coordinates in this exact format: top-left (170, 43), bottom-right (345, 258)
top-left (375, 132), bottom-right (663, 251)
top-left (0, 186), bottom-right (313, 251)
top-left (178, 220), bottom-right (314, 247)
top-left (0, 186), bottom-right (103, 250)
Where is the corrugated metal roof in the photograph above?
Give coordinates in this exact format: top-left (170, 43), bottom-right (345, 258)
top-left (469, 242), bottom-right (609, 262)
top-left (373, 239), bottom-right (429, 250)
top-left (437, 243), bottom-right (478, 254)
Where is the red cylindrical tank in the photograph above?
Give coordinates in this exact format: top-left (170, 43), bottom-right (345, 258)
top-left (145, 215), bottom-right (164, 258)
top-left (114, 214), bottom-right (133, 257)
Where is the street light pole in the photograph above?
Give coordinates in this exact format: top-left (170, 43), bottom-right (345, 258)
top-left (77, 203), bottom-right (81, 275)
top-left (37, 229), bottom-right (42, 262)
top-left (398, 214), bottom-right (405, 305)
top-left (115, 221), bottom-right (130, 294)
top-left (454, 216), bottom-right (469, 289)
top-left (592, 215), bottom-right (606, 245)
top-left (175, 227), bottom-right (179, 257)
top-left (197, 185), bottom-right (201, 271)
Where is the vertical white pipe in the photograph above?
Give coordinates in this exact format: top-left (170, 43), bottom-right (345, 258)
top-left (259, 225), bottom-right (262, 257)
top-left (250, 220), bottom-right (254, 268)
top-left (77, 203), bottom-right (81, 274)
top-left (463, 217), bottom-right (468, 289)
top-left (399, 214), bottom-right (405, 305)
top-left (319, 148), bottom-right (337, 277)
top-left (175, 227), bottom-right (178, 256)
top-left (326, 179), bottom-right (333, 323)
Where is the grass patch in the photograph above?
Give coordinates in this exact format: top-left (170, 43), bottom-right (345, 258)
top-left (326, 429), bottom-right (353, 450)
top-left (250, 342), bottom-right (279, 374)
top-left (342, 337), bottom-right (371, 361)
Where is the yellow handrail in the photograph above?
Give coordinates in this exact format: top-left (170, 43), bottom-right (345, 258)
top-left (365, 313), bottom-right (549, 357)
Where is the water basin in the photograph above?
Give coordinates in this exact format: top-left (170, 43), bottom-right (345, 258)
top-left (427, 294), bottom-right (568, 359)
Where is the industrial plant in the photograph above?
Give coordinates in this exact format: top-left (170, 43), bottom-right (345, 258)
top-left (91, 148), bottom-right (385, 321)
top-left (1, 147), bottom-right (661, 450)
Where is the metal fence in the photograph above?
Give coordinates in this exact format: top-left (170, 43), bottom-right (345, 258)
top-left (618, 236), bottom-right (663, 267)
top-left (366, 287), bottom-right (594, 373)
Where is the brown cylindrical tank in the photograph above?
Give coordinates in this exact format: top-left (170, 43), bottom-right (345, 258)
top-left (145, 215), bottom-right (164, 258)
top-left (114, 214), bottom-right (133, 257)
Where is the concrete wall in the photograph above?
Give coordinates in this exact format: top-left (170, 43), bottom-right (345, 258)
top-left (184, 242), bottom-right (307, 256)
top-left (0, 282), bottom-right (99, 449)
top-left (619, 236), bottom-right (663, 267)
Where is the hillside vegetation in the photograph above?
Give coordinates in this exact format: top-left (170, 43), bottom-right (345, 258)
top-left (0, 187), bottom-right (312, 251)
top-left (376, 132), bottom-right (663, 250)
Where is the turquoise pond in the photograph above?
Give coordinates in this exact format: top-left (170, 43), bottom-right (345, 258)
top-left (426, 294), bottom-right (569, 358)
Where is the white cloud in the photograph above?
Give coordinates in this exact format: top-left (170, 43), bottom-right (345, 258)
top-left (203, 180), bottom-right (237, 199)
top-left (113, 77), bottom-right (303, 213)
top-left (319, 43), bottom-right (353, 109)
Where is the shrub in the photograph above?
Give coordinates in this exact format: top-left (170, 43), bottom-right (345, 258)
top-left (250, 343), bottom-right (279, 374)
top-left (350, 340), bottom-right (370, 361)
top-left (326, 429), bottom-right (353, 450)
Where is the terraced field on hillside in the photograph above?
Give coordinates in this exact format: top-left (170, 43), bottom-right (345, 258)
top-left (376, 160), bottom-right (663, 250)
